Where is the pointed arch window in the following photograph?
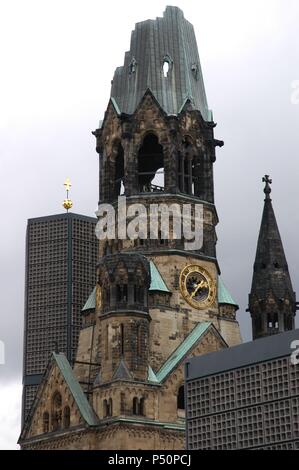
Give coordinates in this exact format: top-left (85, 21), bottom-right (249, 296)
top-left (162, 55), bottom-right (173, 78)
top-left (103, 399), bottom-right (109, 418)
top-left (114, 143), bottom-right (125, 198)
top-left (139, 397), bottom-right (145, 416)
top-left (138, 134), bottom-right (164, 193)
top-left (116, 284), bottom-right (128, 303)
top-left (178, 138), bottom-right (198, 195)
top-left (134, 286), bottom-right (144, 304)
top-left (63, 406), bottom-right (70, 429)
top-left (133, 397), bottom-right (139, 415)
top-left (51, 391), bottom-right (62, 431)
top-left (43, 411), bottom-right (49, 433)
top-left (120, 323), bottom-right (125, 356)
top-left (132, 397), bottom-right (145, 416)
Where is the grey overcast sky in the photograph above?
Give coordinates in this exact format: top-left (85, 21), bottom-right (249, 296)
top-left (0, 0), bottom-right (299, 449)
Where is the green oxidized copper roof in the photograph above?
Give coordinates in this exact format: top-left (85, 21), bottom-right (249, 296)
top-left (53, 353), bottom-right (98, 426)
top-left (82, 287), bottom-right (96, 312)
top-left (149, 261), bottom-right (170, 293)
top-left (148, 365), bottom-right (159, 383)
top-left (155, 322), bottom-right (212, 383)
top-left (218, 277), bottom-right (238, 308)
top-left (110, 6), bottom-right (213, 121)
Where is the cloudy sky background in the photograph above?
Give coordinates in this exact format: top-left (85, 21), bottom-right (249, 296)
top-left (0, 0), bottom-right (298, 449)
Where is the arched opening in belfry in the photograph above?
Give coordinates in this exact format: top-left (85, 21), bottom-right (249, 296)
top-left (114, 143), bottom-right (125, 197)
top-left (178, 137), bottom-right (197, 196)
top-left (267, 313), bottom-right (278, 330)
top-left (138, 134), bottom-right (164, 193)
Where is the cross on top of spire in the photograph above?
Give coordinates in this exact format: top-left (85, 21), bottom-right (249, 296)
top-left (263, 175), bottom-right (272, 201)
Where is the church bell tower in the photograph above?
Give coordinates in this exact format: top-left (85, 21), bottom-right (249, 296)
top-left (90, 6), bottom-right (242, 448)
top-left (18, 6), bottom-right (242, 451)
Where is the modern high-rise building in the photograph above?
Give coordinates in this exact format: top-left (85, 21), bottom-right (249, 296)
top-left (22, 213), bottom-right (97, 424)
top-left (185, 329), bottom-right (299, 450)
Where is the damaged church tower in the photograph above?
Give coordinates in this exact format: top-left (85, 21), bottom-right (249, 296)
top-left (19, 7), bottom-right (241, 450)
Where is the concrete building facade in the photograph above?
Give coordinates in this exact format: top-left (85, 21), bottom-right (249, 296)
top-left (22, 213), bottom-right (97, 424)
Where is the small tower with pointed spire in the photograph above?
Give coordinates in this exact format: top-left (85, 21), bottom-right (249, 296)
top-left (248, 176), bottom-right (297, 340)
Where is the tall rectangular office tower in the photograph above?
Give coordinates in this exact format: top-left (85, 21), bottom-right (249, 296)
top-left (22, 213), bottom-right (98, 424)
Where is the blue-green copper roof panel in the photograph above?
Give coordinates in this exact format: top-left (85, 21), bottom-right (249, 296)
top-left (155, 322), bottom-right (212, 383)
top-left (148, 365), bottom-right (159, 383)
top-left (218, 277), bottom-right (238, 307)
top-left (82, 287), bottom-right (96, 312)
top-left (149, 261), bottom-right (171, 293)
top-left (110, 6), bottom-right (212, 121)
top-left (53, 353), bottom-right (98, 426)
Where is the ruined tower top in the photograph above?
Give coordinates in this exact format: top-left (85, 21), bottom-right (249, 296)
top-left (110, 6), bottom-right (213, 121)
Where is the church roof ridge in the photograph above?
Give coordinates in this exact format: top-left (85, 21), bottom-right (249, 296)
top-left (155, 322), bottom-right (214, 383)
top-left (218, 276), bottom-right (239, 308)
top-left (53, 353), bottom-right (99, 426)
top-left (81, 287), bottom-right (96, 312)
top-left (149, 260), bottom-right (171, 293)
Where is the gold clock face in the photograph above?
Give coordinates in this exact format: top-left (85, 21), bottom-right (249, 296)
top-left (180, 265), bottom-right (216, 309)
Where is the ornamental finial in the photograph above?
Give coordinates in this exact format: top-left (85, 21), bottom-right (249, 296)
top-left (262, 175), bottom-right (272, 201)
top-left (63, 178), bottom-right (73, 212)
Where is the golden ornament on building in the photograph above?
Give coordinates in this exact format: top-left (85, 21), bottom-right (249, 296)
top-left (62, 178), bottom-right (73, 212)
top-left (180, 264), bottom-right (216, 309)
top-left (63, 199), bottom-right (73, 211)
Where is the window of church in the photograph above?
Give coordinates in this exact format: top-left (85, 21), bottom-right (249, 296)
top-left (132, 397), bottom-right (145, 416)
top-left (63, 406), bottom-right (70, 429)
top-left (163, 60), bottom-right (170, 78)
top-left (178, 138), bottom-right (197, 195)
top-left (120, 323), bottom-right (124, 356)
top-left (103, 399), bottom-right (108, 418)
top-left (114, 143), bottom-right (125, 198)
top-left (51, 391), bottom-right (62, 432)
top-left (138, 134), bottom-right (164, 193)
top-left (134, 286), bottom-right (144, 304)
top-left (43, 411), bottom-right (49, 433)
top-left (116, 284), bottom-right (128, 303)
top-left (108, 398), bottom-right (113, 416)
top-left (139, 397), bottom-right (145, 416)
top-left (162, 55), bottom-right (172, 78)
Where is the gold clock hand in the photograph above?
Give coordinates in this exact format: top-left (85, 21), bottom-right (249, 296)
top-left (191, 280), bottom-right (204, 298)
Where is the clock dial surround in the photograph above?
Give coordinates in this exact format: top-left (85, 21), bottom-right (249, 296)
top-left (180, 265), bottom-right (216, 309)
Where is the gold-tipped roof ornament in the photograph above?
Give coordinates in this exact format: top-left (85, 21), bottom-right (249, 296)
top-left (63, 178), bottom-right (73, 212)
